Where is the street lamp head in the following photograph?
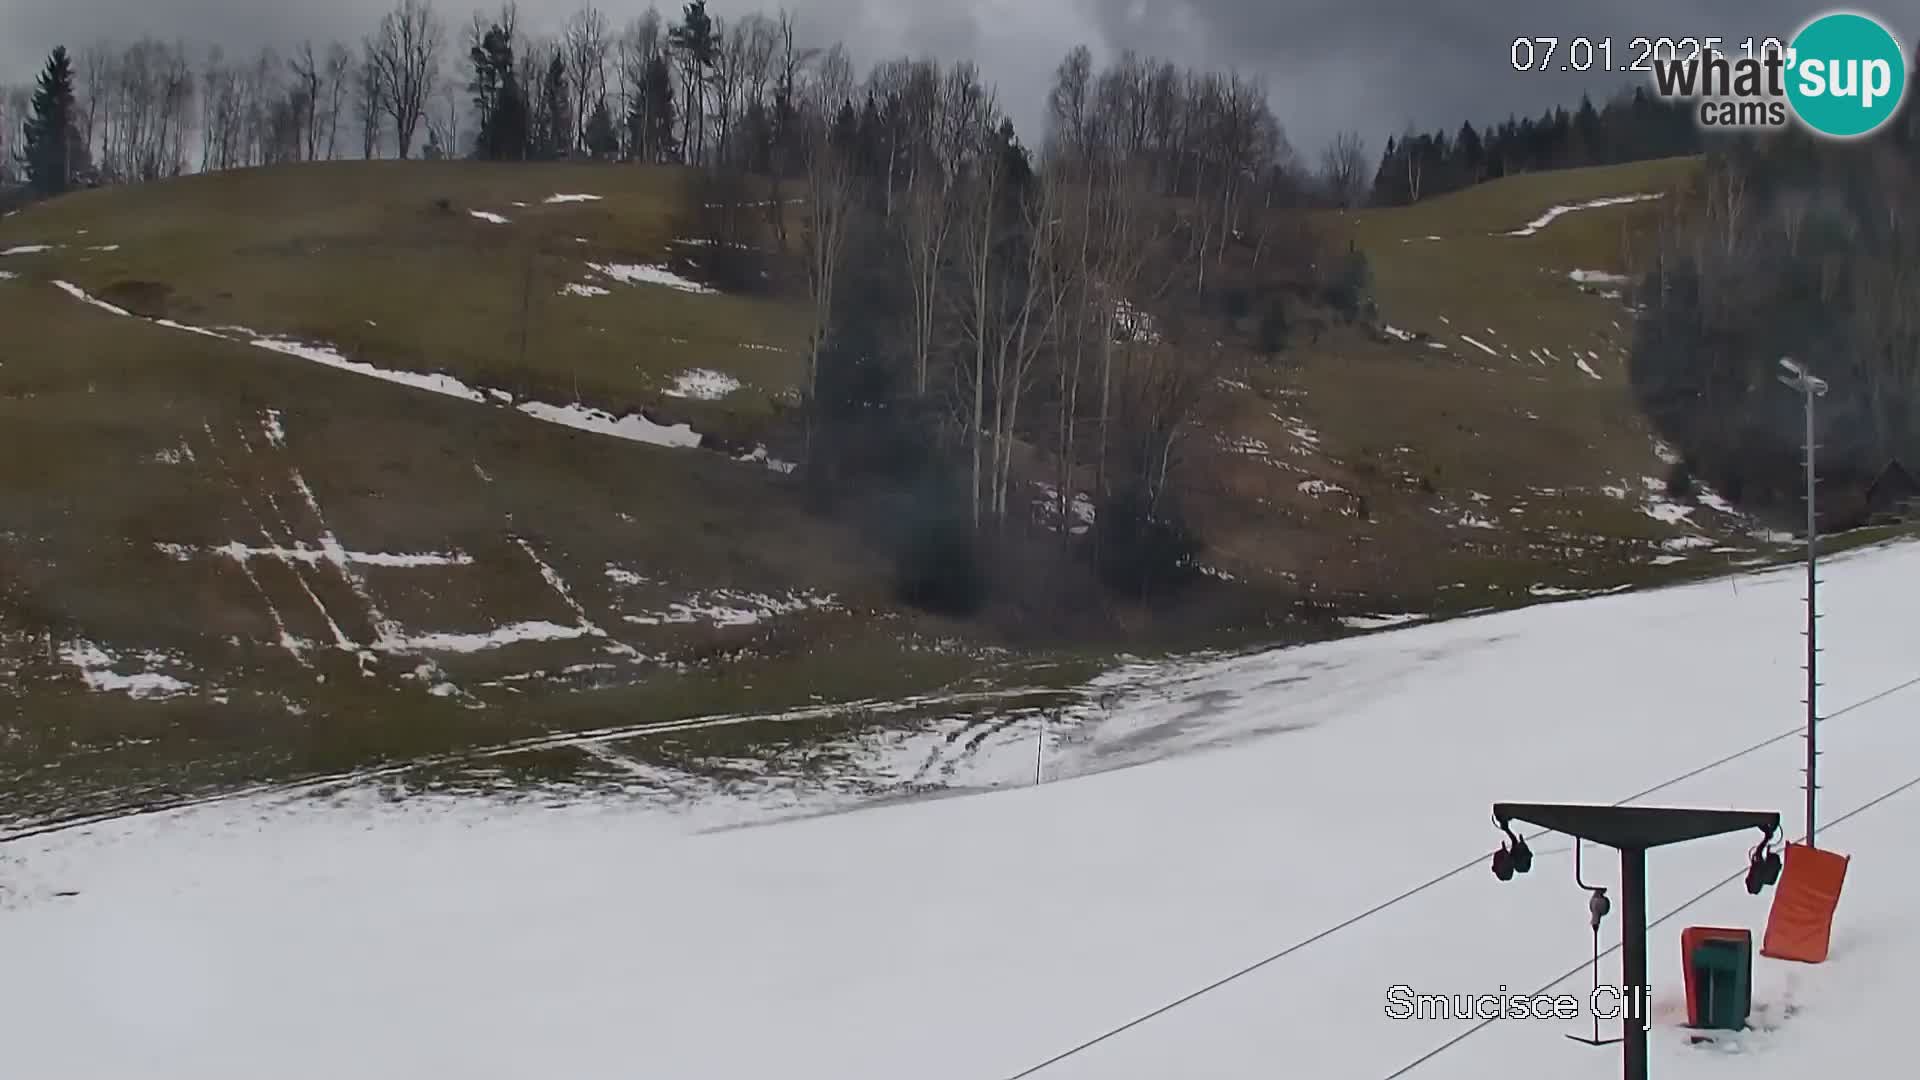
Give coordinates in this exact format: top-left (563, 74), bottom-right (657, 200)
top-left (1779, 358), bottom-right (1829, 396)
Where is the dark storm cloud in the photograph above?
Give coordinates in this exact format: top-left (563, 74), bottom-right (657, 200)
top-left (3, 0), bottom-right (1909, 153)
top-left (1089, 0), bottom-right (1900, 153)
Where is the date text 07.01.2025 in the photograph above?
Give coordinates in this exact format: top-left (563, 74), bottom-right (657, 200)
top-left (1509, 36), bottom-right (1788, 74)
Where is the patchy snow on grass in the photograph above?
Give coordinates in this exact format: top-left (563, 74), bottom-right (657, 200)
top-left (262, 409), bottom-right (286, 448)
top-left (1696, 489), bottom-right (1736, 515)
top-left (671, 238), bottom-right (755, 250)
top-left (1297, 479), bottom-right (1350, 497)
top-left (734, 445), bottom-right (798, 474)
top-left (1569, 269), bottom-right (1630, 285)
top-left (1651, 554), bottom-right (1689, 566)
top-left (1, 244), bottom-right (52, 255)
top-left (515, 401), bottom-right (703, 449)
top-left (468, 210), bottom-right (511, 224)
top-left (43, 281), bottom-right (784, 472)
top-left (1662, 534), bottom-right (1718, 552)
top-left (384, 621), bottom-right (598, 654)
top-left (1032, 482), bottom-right (1097, 534)
top-left (1280, 419), bottom-right (1322, 455)
top-left (53, 280), bottom-right (132, 317)
top-left (1456, 512), bottom-right (1498, 530)
top-left (664, 369), bottom-right (741, 400)
top-left (166, 540), bottom-right (475, 569)
top-left (1501, 193), bottom-right (1663, 237)
top-left (1527, 584), bottom-right (1582, 597)
top-left (605, 567), bottom-right (653, 588)
top-left (740, 343), bottom-right (785, 353)
top-left (544, 193), bottom-right (603, 203)
top-left (152, 440), bottom-right (196, 465)
top-left (1575, 356), bottom-right (1603, 380)
top-left (251, 336), bottom-right (489, 404)
top-left (154, 318), bottom-right (229, 340)
top-left (588, 262), bottom-right (716, 295)
top-left (1340, 612), bottom-right (1425, 630)
top-left (59, 640), bottom-right (193, 700)
top-left (1458, 334), bottom-right (1498, 357)
top-left (1381, 324), bottom-right (1415, 342)
top-left (622, 589), bottom-right (839, 628)
top-left (1641, 495), bottom-right (1696, 525)
top-left (560, 283), bottom-right (610, 297)
top-left (0, 270), bottom-right (15, 280)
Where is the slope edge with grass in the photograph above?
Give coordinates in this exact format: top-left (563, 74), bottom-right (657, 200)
top-left (2, 155), bottom-right (1870, 827)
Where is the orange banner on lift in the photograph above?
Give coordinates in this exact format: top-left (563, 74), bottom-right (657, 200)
top-left (1760, 843), bottom-right (1849, 964)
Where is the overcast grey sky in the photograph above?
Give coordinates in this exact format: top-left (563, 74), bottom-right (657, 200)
top-left (2, 0), bottom-right (1905, 154)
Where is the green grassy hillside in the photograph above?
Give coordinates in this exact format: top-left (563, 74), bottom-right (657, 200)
top-left (1177, 156), bottom-right (1797, 614)
top-left (0, 154), bottom-right (1826, 828)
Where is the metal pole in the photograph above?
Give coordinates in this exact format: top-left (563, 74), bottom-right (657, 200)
top-left (1620, 847), bottom-right (1649, 1080)
top-left (1034, 712), bottom-right (1045, 785)
top-left (1804, 385), bottom-right (1818, 847)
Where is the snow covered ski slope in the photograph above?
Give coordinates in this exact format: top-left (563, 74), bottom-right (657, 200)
top-left (3, 541), bottom-right (1917, 1079)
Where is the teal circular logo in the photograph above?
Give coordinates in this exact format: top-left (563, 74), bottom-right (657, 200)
top-left (1786, 11), bottom-right (1909, 138)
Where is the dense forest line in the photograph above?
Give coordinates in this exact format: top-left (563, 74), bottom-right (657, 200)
top-left (1631, 92), bottom-right (1920, 530)
top-left (1368, 89), bottom-right (1702, 207)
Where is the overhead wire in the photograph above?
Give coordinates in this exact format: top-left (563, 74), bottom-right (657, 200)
top-left (997, 671), bottom-right (1920, 1080)
top-left (1380, 767), bottom-right (1920, 1078)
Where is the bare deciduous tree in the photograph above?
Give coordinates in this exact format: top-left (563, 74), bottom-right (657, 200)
top-left (320, 43), bottom-right (352, 159)
top-left (1318, 129), bottom-right (1368, 209)
top-left (355, 40), bottom-right (385, 159)
top-left (954, 87), bottom-right (1005, 530)
top-left (290, 42), bottom-right (322, 160)
top-left (799, 47), bottom-right (857, 460)
top-left (564, 4), bottom-right (611, 155)
top-left (614, 11), bottom-right (660, 159)
top-left (896, 59), bottom-right (963, 399)
top-left (369, 0), bottom-right (444, 159)
top-left (988, 170), bottom-right (1065, 522)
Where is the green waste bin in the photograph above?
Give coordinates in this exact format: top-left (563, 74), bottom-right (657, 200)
top-left (1690, 937), bottom-right (1752, 1030)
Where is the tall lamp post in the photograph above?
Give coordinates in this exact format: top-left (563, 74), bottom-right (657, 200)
top-left (1779, 357), bottom-right (1828, 846)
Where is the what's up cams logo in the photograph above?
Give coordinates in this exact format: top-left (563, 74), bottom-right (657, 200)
top-left (1652, 10), bottom-right (1910, 138)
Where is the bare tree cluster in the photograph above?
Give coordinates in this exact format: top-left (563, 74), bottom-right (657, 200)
top-left (1633, 132), bottom-right (1920, 527)
top-left (786, 40), bottom-right (1318, 603)
top-left (80, 40), bottom-right (195, 181)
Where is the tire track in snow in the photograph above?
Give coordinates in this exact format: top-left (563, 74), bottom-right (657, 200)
top-left (0, 683), bottom-right (1078, 844)
top-left (253, 487), bottom-right (360, 656)
top-left (290, 470), bottom-right (404, 651)
top-left (227, 419), bottom-right (360, 655)
top-left (513, 537), bottom-right (644, 661)
top-left (194, 424), bottom-right (308, 666)
top-left (571, 739), bottom-right (660, 778)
